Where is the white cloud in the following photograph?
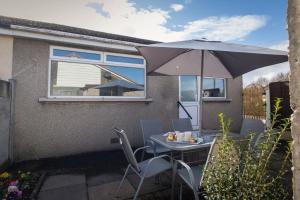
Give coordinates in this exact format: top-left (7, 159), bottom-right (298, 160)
top-left (170, 4), bottom-right (184, 12)
top-left (0, 0), bottom-right (266, 42)
top-left (243, 40), bottom-right (290, 87)
top-left (178, 15), bottom-right (267, 41)
top-left (270, 40), bottom-right (289, 51)
top-left (243, 63), bottom-right (290, 87)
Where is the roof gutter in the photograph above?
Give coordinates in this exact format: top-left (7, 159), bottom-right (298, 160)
top-left (0, 25), bottom-right (142, 52)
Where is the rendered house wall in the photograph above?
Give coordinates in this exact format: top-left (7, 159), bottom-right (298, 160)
top-left (11, 37), bottom-right (242, 161)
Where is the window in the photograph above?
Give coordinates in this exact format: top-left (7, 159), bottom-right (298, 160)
top-left (49, 47), bottom-right (146, 98)
top-left (203, 78), bottom-right (225, 98)
top-left (106, 54), bottom-right (144, 65)
top-left (180, 76), bottom-right (198, 102)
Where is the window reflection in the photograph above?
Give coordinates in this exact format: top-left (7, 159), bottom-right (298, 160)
top-left (106, 54), bottom-right (144, 65)
top-left (203, 78), bottom-right (225, 97)
top-left (50, 61), bottom-right (145, 97)
top-left (180, 76), bottom-right (198, 101)
top-left (53, 49), bottom-right (101, 61)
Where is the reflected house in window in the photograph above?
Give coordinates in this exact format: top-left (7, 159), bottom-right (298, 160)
top-left (51, 62), bottom-right (145, 97)
top-left (50, 48), bottom-right (145, 98)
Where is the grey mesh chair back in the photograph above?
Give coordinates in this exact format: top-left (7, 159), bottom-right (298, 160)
top-left (140, 119), bottom-right (163, 145)
top-left (172, 118), bottom-right (193, 132)
top-left (113, 128), bottom-right (140, 172)
top-left (240, 118), bottom-right (265, 137)
top-left (199, 138), bottom-right (217, 186)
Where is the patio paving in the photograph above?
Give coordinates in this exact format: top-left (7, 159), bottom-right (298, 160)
top-left (10, 141), bottom-right (292, 200)
top-left (38, 174), bottom-right (88, 200)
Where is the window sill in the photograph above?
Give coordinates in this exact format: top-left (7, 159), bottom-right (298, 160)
top-left (39, 97), bottom-right (153, 103)
top-left (203, 98), bottom-right (232, 102)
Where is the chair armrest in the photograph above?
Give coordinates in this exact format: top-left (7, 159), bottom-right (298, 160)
top-left (145, 139), bottom-right (157, 154)
top-left (142, 154), bottom-right (173, 177)
top-left (175, 160), bottom-right (197, 189)
top-left (133, 146), bottom-right (151, 157)
top-left (148, 154), bottom-right (172, 164)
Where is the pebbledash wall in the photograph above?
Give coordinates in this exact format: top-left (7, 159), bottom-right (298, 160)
top-left (11, 37), bottom-right (242, 161)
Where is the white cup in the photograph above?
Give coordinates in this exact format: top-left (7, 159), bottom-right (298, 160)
top-left (184, 131), bottom-right (192, 141)
top-left (176, 132), bottom-right (184, 142)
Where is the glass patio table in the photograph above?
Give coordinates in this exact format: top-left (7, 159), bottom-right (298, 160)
top-left (149, 131), bottom-right (215, 160)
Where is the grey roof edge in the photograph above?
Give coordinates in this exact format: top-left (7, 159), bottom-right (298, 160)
top-left (0, 15), bottom-right (159, 45)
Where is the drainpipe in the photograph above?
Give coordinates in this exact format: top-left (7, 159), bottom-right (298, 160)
top-left (8, 79), bottom-right (15, 163)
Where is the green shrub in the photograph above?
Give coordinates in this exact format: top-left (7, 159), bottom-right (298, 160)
top-left (203, 98), bottom-right (292, 200)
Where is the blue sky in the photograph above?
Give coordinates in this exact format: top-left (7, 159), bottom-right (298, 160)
top-left (134, 0), bottom-right (287, 47)
top-left (0, 0), bottom-right (289, 86)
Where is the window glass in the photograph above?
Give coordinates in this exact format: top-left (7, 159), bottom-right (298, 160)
top-left (50, 61), bottom-right (144, 97)
top-left (106, 54), bottom-right (144, 65)
top-left (180, 76), bottom-right (198, 101)
top-left (203, 78), bottom-right (225, 97)
top-left (105, 66), bottom-right (145, 85)
top-left (53, 49), bottom-right (101, 61)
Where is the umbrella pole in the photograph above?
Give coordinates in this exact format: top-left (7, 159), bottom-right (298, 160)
top-left (198, 50), bottom-right (204, 135)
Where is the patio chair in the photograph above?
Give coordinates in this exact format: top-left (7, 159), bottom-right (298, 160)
top-left (113, 128), bottom-right (172, 200)
top-left (140, 119), bottom-right (171, 156)
top-left (240, 118), bottom-right (266, 137)
top-left (172, 118), bottom-right (193, 132)
top-left (172, 138), bottom-right (224, 200)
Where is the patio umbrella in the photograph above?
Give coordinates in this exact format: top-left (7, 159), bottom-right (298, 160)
top-left (136, 39), bottom-right (288, 131)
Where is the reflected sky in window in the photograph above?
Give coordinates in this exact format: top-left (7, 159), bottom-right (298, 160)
top-left (53, 49), bottom-right (101, 61)
top-left (105, 66), bottom-right (145, 85)
top-left (106, 55), bottom-right (144, 65)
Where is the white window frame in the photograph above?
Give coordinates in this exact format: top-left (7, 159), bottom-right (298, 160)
top-left (48, 46), bottom-right (146, 99)
top-left (202, 77), bottom-right (227, 99)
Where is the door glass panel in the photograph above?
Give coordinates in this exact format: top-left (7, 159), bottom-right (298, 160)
top-left (180, 76), bottom-right (198, 102)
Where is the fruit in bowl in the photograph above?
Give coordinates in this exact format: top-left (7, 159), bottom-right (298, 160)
top-left (167, 132), bottom-right (177, 141)
top-left (190, 137), bottom-right (198, 144)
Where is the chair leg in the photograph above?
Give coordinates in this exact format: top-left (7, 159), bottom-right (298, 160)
top-left (133, 176), bottom-right (145, 200)
top-left (117, 165), bottom-right (130, 193)
top-left (179, 183), bottom-right (183, 200)
top-left (171, 162), bottom-right (177, 200)
top-left (192, 189), bottom-right (200, 200)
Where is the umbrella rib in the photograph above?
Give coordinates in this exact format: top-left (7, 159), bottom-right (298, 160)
top-left (148, 49), bottom-right (193, 74)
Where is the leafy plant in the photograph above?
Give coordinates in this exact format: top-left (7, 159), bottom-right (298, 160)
top-left (203, 98), bottom-right (292, 200)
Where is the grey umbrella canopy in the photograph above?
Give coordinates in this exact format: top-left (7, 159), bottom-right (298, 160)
top-left (136, 39), bottom-right (288, 131)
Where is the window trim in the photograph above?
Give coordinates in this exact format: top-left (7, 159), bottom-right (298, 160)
top-left (202, 77), bottom-right (227, 99)
top-left (48, 46), bottom-right (146, 99)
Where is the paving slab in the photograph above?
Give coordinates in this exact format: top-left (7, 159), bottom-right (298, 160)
top-left (38, 174), bottom-right (88, 200)
top-left (87, 173), bottom-right (123, 187)
top-left (88, 179), bottom-right (135, 200)
top-left (41, 174), bottom-right (86, 191)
